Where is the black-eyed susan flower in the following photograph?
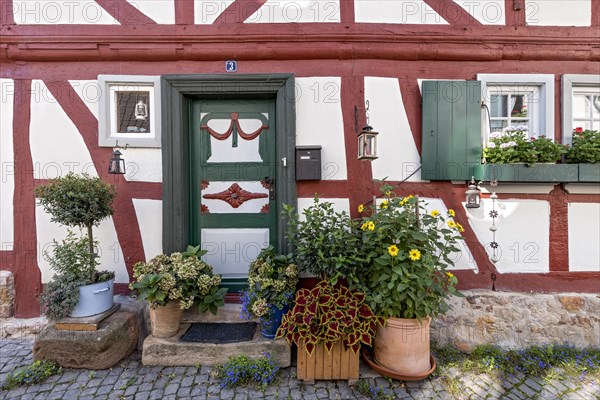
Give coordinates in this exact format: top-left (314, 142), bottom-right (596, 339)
top-left (431, 210), bottom-right (440, 217)
top-left (456, 223), bottom-right (465, 232)
top-left (448, 209), bottom-right (456, 217)
top-left (380, 200), bottom-right (389, 209)
top-left (388, 244), bottom-right (399, 257)
top-left (358, 204), bottom-right (365, 213)
top-left (447, 220), bottom-right (457, 229)
top-left (367, 221), bottom-right (375, 231)
top-left (408, 249), bottom-right (421, 261)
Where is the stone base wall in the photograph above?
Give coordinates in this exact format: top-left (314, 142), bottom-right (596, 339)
top-left (431, 290), bottom-right (600, 351)
top-left (0, 271), bottom-right (15, 318)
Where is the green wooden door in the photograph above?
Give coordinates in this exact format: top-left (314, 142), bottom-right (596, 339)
top-left (190, 99), bottom-right (277, 292)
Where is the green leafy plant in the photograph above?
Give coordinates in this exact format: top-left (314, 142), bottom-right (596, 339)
top-left (276, 280), bottom-right (381, 355)
top-left (483, 126), bottom-right (566, 164)
top-left (241, 246), bottom-right (298, 321)
top-left (350, 184), bottom-right (463, 320)
top-left (355, 379), bottom-right (395, 400)
top-left (39, 231), bottom-right (115, 320)
top-left (0, 360), bottom-right (61, 391)
top-left (283, 197), bottom-right (363, 282)
top-left (130, 246), bottom-right (227, 314)
top-left (566, 128), bottom-right (600, 163)
top-left (217, 353), bottom-right (280, 390)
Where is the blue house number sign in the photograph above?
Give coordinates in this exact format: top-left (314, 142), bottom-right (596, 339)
top-left (226, 61), bottom-right (237, 73)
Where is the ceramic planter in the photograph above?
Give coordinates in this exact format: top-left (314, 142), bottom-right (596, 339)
top-left (374, 317), bottom-right (432, 376)
top-left (260, 304), bottom-right (289, 339)
top-left (69, 279), bottom-right (114, 318)
top-left (149, 301), bottom-right (183, 338)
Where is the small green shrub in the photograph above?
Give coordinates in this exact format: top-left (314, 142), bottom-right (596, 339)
top-left (216, 353), bottom-right (280, 389)
top-left (0, 360), bottom-right (61, 391)
top-left (566, 129), bottom-right (600, 163)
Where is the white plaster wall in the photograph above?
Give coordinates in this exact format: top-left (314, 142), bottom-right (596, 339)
top-left (122, 149), bottom-right (162, 182)
top-left (297, 198), bottom-right (350, 217)
top-left (466, 199), bottom-right (550, 273)
top-left (0, 79), bottom-right (15, 246)
top-left (355, 0), bottom-right (447, 24)
top-left (296, 77), bottom-right (347, 180)
top-left (194, 0), bottom-right (235, 24)
top-left (69, 80), bottom-right (101, 120)
top-left (13, 1), bottom-right (120, 24)
top-left (525, 0), bottom-right (591, 26)
top-left (36, 205), bottom-right (129, 283)
top-left (246, 0), bottom-right (340, 23)
top-left (365, 77), bottom-right (422, 182)
top-left (374, 197), bottom-right (478, 271)
top-left (132, 199), bottom-right (163, 261)
top-left (568, 203), bottom-right (600, 272)
top-left (29, 80), bottom-right (97, 179)
top-left (126, 0), bottom-right (174, 24)
top-left (454, 0), bottom-right (505, 25)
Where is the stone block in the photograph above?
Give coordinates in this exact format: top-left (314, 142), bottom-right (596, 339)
top-left (142, 324), bottom-right (291, 367)
top-left (115, 295), bottom-right (149, 351)
top-left (0, 270), bottom-right (15, 318)
top-left (33, 309), bottom-right (139, 369)
top-left (559, 296), bottom-right (584, 312)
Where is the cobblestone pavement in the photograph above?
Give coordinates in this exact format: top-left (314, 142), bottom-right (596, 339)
top-left (1, 339), bottom-right (599, 399)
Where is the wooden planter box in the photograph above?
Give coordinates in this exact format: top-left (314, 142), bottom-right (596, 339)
top-left (297, 340), bottom-right (359, 384)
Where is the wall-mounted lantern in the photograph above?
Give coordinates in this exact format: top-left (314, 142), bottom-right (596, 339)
top-left (465, 177), bottom-right (481, 208)
top-left (108, 141), bottom-right (128, 174)
top-left (358, 125), bottom-right (379, 160)
top-left (356, 100), bottom-right (378, 160)
top-left (135, 99), bottom-right (148, 120)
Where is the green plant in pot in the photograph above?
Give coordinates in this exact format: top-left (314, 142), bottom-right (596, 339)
top-left (275, 280), bottom-right (380, 381)
top-left (483, 126), bottom-right (566, 164)
top-left (350, 183), bottom-right (463, 378)
top-left (130, 245), bottom-right (227, 338)
top-left (566, 128), bottom-right (600, 163)
top-left (35, 173), bottom-right (116, 320)
top-left (240, 246), bottom-right (299, 339)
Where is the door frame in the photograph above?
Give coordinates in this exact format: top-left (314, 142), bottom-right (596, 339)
top-left (161, 74), bottom-right (297, 255)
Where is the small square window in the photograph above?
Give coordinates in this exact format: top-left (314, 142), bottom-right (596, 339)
top-left (562, 75), bottom-right (600, 144)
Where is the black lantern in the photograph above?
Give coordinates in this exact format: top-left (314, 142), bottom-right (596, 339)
top-left (465, 177), bottom-right (481, 208)
top-left (135, 99), bottom-right (148, 120)
top-left (108, 149), bottom-right (126, 174)
top-left (358, 125), bottom-right (378, 160)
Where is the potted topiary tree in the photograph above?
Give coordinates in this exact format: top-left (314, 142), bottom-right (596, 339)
top-left (36, 173), bottom-right (117, 319)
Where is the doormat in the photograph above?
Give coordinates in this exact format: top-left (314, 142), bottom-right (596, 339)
top-left (181, 322), bottom-right (256, 344)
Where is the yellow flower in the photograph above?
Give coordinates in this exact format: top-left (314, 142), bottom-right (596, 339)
top-left (408, 249), bottom-right (421, 261)
top-left (456, 223), bottom-right (465, 232)
top-left (385, 191), bottom-right (392, 197)
top-left (361, 222), bottom-right (368, 231)
top-left (430, 210), bottom-right (440, 217)
top-left (448, 209), bottom-right (456, 217)
top-left (358, 204), bottom-right (365, 213)
top-left (367, 221), bottom-right (375, 231)
top-left (388, 244), bottom-right (399, 257)
top-left (380, 200), bottom-right (389, 209)
top-left (447, 220), bottom-right (456, 229)
top-left (447, 272), bottom-right (455, 278)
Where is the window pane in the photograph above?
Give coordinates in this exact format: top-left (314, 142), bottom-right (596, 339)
top-left (490, 119), bottom-right (507, 132)
top-left (592, 96), bottom-right (600, 118)
top-left (511, 95), bottom-right (528, 117)
top-left (572, 94), bottom-right (589, 119)
top-left (511, 120), bottom-right (530, 131)
top-left (490, 95), bottom-right (507, 118)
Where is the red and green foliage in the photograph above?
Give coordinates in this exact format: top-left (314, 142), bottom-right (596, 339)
top-left (276, 280), bottom-right (381, 356)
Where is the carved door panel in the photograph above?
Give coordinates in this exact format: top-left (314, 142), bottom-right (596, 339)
top-left (190, 99), bottom-right (277, 292)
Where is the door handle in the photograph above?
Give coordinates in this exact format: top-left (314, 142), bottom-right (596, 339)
top-left (264, 177), bottom-right (275, 200)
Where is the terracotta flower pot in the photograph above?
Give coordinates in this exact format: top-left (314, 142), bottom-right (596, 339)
top-left (374, 316), bottom-right (432, 376)
top-left (149, 301), bottom-right (183, 338)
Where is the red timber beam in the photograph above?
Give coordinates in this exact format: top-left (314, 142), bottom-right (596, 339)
top-left (43, 81), bottom-right (157, 280)
top-left (0, 0), bottom-right (15, 25)
top-left (95, 0), bottom-right (157, 25)
top-left (399, 77), bottom-right (423, 154)
top-left (422, 0), bottom-right (482, 25)
top-left (593, 0), bottom-right (600, 26)
top-left (175, 0), bottom-right (194, 25)
top-left (505, 0), bottom-right (526, 27)
top-left (11, 80), bottom-right (43, 317)
top-left (339, 0), bottom-right (355, 24)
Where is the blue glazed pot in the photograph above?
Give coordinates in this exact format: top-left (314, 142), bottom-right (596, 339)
top-left (260, 304), bottom-right (289, 339)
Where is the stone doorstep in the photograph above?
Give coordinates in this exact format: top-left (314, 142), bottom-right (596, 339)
top-left (142, 323), bottom-right (291, 368)
top-left (182, 303), bottom-right (246, 324)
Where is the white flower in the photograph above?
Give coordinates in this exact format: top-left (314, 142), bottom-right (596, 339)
top-left (515, 125), bottom-right (529, 131)
top-left (507, 141), bottom-right (517, 147)
top-left (489, 132), bottom-right (502, 139)
top-left (503, 126), bottom-right (517, 132)
top-left (487, 142), bottom-right (496, 148)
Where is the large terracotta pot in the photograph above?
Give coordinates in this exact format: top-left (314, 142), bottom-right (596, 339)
top-left (374, 316), bottom-right (431, 375)
top-left (149, 301), bottom-right (183, 338)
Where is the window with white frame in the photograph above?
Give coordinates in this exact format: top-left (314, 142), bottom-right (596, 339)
top-left (562, 75), bottom-right (600, 144)
top-left (479, 74), bottom-right (554, 141)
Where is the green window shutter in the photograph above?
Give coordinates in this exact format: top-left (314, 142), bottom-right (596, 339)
top-left (421, 81), bottom-right (482, 181)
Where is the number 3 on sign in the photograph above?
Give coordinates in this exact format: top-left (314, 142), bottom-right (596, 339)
top-left (226, 61), bottom-right (237, 73)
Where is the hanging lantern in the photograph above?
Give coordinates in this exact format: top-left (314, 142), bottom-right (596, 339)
top-left (358, 125), bottom-right (378, 160)
top-left (465, 177), bottom-right (481, 208)
top-left (135, 99), bottom-right (148, 120)
top-left (108, 149), bottom-right (126, 174)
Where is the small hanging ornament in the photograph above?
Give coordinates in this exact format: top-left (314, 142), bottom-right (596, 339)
top-left (135, 99), bottom-right (148, 120)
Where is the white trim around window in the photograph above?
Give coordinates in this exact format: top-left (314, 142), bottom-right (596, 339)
top-left (562, 74), bottom-right (600, 144)
top-left (98, 75), bottom-right (162, 148)
top-left (478, 74), bottom-right (554, 141)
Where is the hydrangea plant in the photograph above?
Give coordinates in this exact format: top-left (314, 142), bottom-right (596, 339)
top-left (130, 245), bottom-right (227, 314)
top-left (483, 126), bottom-right (566, 164)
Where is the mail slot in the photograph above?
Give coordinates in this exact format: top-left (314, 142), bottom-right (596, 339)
top-left (296, 146), bottom-right (322, 181)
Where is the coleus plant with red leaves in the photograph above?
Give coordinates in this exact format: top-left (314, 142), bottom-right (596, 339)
top-left (275, 280), bottom-right (382, 356)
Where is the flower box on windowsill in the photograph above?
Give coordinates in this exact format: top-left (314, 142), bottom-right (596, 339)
top-left (476, 164), bottom-right (579, 182)
top-left (578, 164), bottom-right (600, 182)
